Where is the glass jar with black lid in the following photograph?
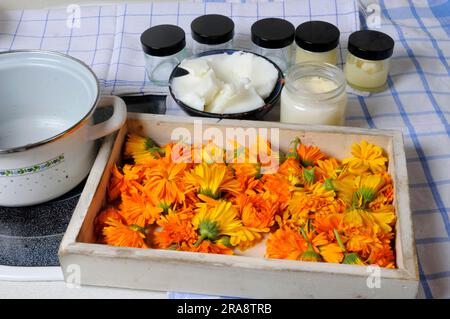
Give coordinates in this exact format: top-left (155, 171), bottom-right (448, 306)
top-left (344, 30), bottom-right (395, 92)
top-left (191, 14), bottom-right (235, 54)
top-left (295, 20), bottom-right (340, 65)
top-left (141, 24), bottom-right (187, 86)
top-left (251, 18), bottom-right (295, 73)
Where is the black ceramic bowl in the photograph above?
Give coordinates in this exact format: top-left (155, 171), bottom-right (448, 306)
top-left (168, 49), bottom-right (284, 120)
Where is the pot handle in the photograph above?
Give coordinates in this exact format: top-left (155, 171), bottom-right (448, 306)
top-left (88, 95), bottom-right (127, 141)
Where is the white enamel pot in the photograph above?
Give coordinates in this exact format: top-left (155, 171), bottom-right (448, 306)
top-left (0, 50), bottom-right (127, 207)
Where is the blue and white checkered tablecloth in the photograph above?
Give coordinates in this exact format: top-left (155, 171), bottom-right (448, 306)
top-left (0, 0), bottom-right (449, 299)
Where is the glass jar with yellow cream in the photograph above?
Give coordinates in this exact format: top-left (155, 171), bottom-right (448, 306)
top-left (280, 62), bottom-right (347, 126)
top-left (344, 30), bottom-right (394, 92)
top-left (295, 21), bottom-right (340, 65)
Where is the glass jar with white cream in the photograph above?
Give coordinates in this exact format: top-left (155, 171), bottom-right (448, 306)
top-left (191, 14), bottom-right (234, 55)
top-left (295, 21), bottom-right (340, 65)
top-left (344, 30), bottom-right (394, 92)
top-left (280, 62), bottom-right (347, 126)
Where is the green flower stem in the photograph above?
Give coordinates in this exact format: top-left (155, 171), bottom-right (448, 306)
top-left (333, 228), bottom-right (346, 252)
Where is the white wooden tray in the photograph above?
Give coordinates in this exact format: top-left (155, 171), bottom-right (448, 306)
top-left (59, 113), bottom-right (419, 298)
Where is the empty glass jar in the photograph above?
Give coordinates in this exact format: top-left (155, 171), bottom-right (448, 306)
top-left (191, 14), bottom-right (234, 55)
top-left (250, 18), bottom-right (295, 73)
top-left (141, 24), bottom-right (187, 86)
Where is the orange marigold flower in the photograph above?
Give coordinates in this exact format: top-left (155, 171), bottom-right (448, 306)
top-left (230, 193), bottom-right (278, 250)
top-left (154, 209), bottom-right (196, 249)
top-left (266, 227), bottom-right (307, 260)
top-left (233, 163), bottom-right (261, 180)
top-left (108, 164), bottom-right (145, 201)
top-left (120, 192), bottom-right (163, 227)
top-left (94, 207), bottom-right (123, 239)
top-left (367, 244), bottom-right (396, 268)
top-left (287, 185), bottom-right (343, 227)
top-left (296, 144), bottom-right (326, 167)
top-left (261, 173), bottom-right (293, 204)
top-left (103, 218), bottom-right (148, 248)
top-left (278, 158), bottom-right (303, 187)
top-left (143, 161), bottom-right (187, 205)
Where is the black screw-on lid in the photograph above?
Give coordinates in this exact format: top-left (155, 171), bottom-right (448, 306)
top-left (251, 18), bottom-right (295, 49)
top-left (348, 30), bottom-right (394, 61)
top-left (191, 14), bottom-right (235, 45)
top-left (141, 24), bottom-right (186, 57)
top-left (295, 21), bottom-right (340, 52)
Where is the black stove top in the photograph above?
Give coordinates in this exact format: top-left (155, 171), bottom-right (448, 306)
top-left (0, 95), bottom-right (166, 267)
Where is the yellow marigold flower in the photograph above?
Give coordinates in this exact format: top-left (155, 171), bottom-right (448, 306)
top-left (103, 218), bottom-right (148, 248)
top-left (185, 163), bottom-right (241, 199)
top-left (143, 161), bottom-right (187, 205)
top-left (316, 158), bottom-right (341, 180)
top-left (319, 243), bottom-right (344, 263)
top-left (124, 134), bottom-right (165, 164)
top-left (191, 201), bottom-right (242, 246)
top-left (371, 205), bottom-right (396, 234)
top-left (353, 174), bottom-right (385, 208)
top-left (154, 209), bottom-right (196, 249)
top-left (266, 227), bottom-right (307, 260)
top-left (120, 192), bottom-right (163, 227)
top-left (342, 140), bottom-right (387, 175)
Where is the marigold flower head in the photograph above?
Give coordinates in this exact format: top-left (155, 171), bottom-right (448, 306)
top-left (192, 201), bottom-right (242, 246)
top-left (94, 207), bottom-right (123, 240)
top-left (296, 144), bottom-right (327, 167)
top-left (143, 161), bottom-right (187, 205)
top-left (120, 192), bottom-right (162, 227)
top-left (103, 218), bottom-right (148, 248)
top-left (266, 227), bottom-right (307, 260)
top-left (185, 163), bottom-right (241, 200)
top-left (154, 209), bottom-right (196, 249)
top-left (125, 134), bottom-right (165, 164)
top-left (342, 140), bottom-right (387, 175)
